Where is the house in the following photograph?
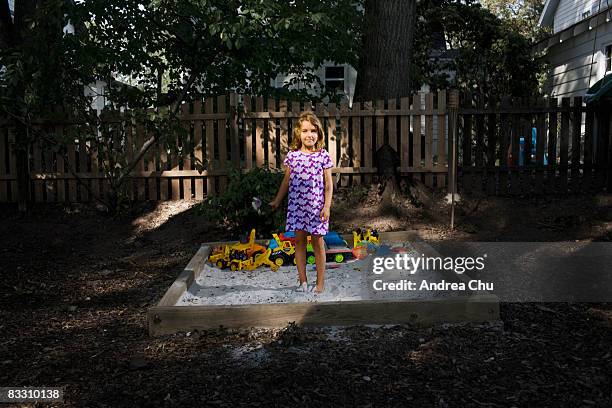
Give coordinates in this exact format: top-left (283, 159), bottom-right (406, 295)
top-left (271, 63), bottom-right (358, 105)
top-left (271, 32), bottom-right (456, 106)
top-left (535, 0), bottom-right (612, 98)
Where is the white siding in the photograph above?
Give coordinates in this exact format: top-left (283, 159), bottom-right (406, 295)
top-left (84, 80), bottom-right (109, 113)
top-left (543, 20), bottom-right (612, 97)
top-left (553, 0), bottom-right (609, 33)
top-left (272, 63), bottom-right (357, 106)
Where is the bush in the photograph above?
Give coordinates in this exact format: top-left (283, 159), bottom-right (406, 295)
top-left (197, 166), bottom-right (286, 237)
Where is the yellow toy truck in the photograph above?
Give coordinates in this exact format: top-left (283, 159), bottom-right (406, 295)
top-left (229, 248), bottom-right (279, 272)
top-left (268, 233), bottom-right (297, 267)
top-left (353, 228), bottom-right (380, 248)
top-left (207, 229), bottom-right (268, 270)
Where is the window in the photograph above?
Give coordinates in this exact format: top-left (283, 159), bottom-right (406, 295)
top-left (325, 66), bottom-right (345, 91)
top-left (606, 45), bottom-right (612, 73)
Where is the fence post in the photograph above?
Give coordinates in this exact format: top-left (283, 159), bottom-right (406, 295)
top-left (447, 90), bottom-right (459, 230)
top-left (13, 124), bottom-right (30, 211)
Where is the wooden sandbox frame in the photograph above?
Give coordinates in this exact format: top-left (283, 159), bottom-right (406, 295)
top-left (148, 231), bottom-right (499, 336)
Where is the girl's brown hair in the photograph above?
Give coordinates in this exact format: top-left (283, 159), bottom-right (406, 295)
top-left (290, 112), bottom-right (325, 151)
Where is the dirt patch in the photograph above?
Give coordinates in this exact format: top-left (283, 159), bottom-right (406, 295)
top-left (1, 193), bottom-right (611, 407)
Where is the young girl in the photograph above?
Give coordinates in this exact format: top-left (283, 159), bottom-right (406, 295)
top-left (269, 112), bottom-right (334, 294)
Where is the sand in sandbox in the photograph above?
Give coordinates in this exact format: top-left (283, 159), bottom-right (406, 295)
top-left (177, 242), bottom-right (469, 306)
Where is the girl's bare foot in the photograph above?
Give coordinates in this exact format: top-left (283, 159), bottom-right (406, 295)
top-left (309, 283), bottom-right (325, 294)
top-left (295, 281), bottom-right (308, 292)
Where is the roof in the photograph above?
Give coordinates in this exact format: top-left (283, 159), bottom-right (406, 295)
top-left (534, 6), bottom-right (612, 53)
top-left (538, 0), bottom-right (560, 27)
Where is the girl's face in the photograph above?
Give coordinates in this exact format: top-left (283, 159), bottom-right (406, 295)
top-left (299, 120), bottom-right (319, 150)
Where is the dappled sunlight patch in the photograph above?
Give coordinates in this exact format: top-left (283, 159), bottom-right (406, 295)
top-left (130, 201), bottom-right (198, 236)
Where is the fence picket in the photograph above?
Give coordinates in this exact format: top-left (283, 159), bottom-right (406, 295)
top-left (351, 101), bottom-right (362, 186)
top-left (339, 101), bottom-right (350, 187)
top-left (205, 96), bottom-right (216, 197)
top-left (229, 94), bottom-right (241, 168)
top-left (363, 101), bottom-right (373, 184)
top-left (279, 99), bottom-right (289, 161)
top-left (521, 101), bottom-right (532, 195)
top-left (584, 106), bottom-right (594, 193)
top-left (267, 98), bottom-right (277, 169)
top-left (8, 129), bottom-right (17, 202)
top-left (437, 91), bottom-right (447, 189)
top-left (0, 128), bottom-right (7, 201)
top-left (42, 131), bottom-right (56, 202)
top-left (535, 98), bottom-right (546, 193)
top-left (375, 99), bottom-right (384, 152)
top-left (499, 97), bottom-right (510, 195)
top-left (244, 95), bottom-right (253, 171)
top-left (486, 99), bottom-right (497, 195)
top-left (217, 95), bottom-right (228, 194)
top-left (559, 97), bottom-right (570, 194)
top-left (327, 103), bottom-right (337, 169)
top-left (412, 95), bottom-right (422, 178)
top-left (255, 96), bottom-right (264, 167)
top-left (571, 96), bottom-right (582, 193)
top-left (67, 142), bottom-right (77, 201)
top-left (388, 98), bottom-right (397, 152)
top-left (32, 140), bottom-right (43, 202)
top-left (462, 107), bottom-right (473, 193)
top-left (181, 102), bottom-right (191, 200)
top-left (193, 100), bottom-right (204, 199)
top-left (547, 98), bottom-right (558, 194)
top-left (400, 97), bottom-right (410, 172)
top-left (510, 101), bottom-right (521, 196)
top-left (474, 97), bottom-right (485, 194)
top-left (78, 132), bottom-right (89, 202)
top-left (424, 94), bottom-right (434, 187)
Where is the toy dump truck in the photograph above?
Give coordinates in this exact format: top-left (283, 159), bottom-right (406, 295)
top-left (229, 248), bottom-right (279, 272)
top-left (268, 231), bottom-right (357, 265)
top-left (353, 228), bottom-right (380, 248)
top-left (322, 231), bottom-right (355, 263)
top-left (268, 233), bottom-right (296, 267)
top-left (207, 229), bottom-right (268, 270)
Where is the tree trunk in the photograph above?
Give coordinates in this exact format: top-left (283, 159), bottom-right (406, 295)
top-left (3, 0), bottom-right (40, 213)
top-left (354, 0), bottom-right (417, 102)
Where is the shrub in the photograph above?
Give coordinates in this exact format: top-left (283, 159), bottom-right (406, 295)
top-left (197, 166), bottom-right (286, 237)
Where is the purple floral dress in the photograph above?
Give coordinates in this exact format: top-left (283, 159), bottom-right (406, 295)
top-left (283, 148), bottom-right (334, 235)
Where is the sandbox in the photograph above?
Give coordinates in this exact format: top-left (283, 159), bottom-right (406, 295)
top-left (148, 231), bottom-right (499, 336)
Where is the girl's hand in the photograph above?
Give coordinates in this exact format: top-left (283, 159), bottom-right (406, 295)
top-left (320, 206), bottom-right (330, 222)
top-left (269, 198), bottom-right (281, 209)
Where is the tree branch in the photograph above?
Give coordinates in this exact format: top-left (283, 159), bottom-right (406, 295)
top-left (115, 71), bottom-right (198, 187)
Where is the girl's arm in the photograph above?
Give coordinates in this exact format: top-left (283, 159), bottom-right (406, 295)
top-left (270, 166), bottom-right (291, 209)
top-left (320, 168), bottom-right (333, 221)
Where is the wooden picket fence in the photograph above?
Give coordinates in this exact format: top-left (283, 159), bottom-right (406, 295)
top-left (456, 95), bottom-right (612, 195)
top-left (0, 91), bottom-right (610, 204)
top-left (0, 92), bottom-right (449, 203)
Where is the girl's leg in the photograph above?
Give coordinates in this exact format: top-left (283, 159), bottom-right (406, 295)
top-left (311, 234), bottom-right (326, 292)
top-left (294, 230), bottom-right (308, 285)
